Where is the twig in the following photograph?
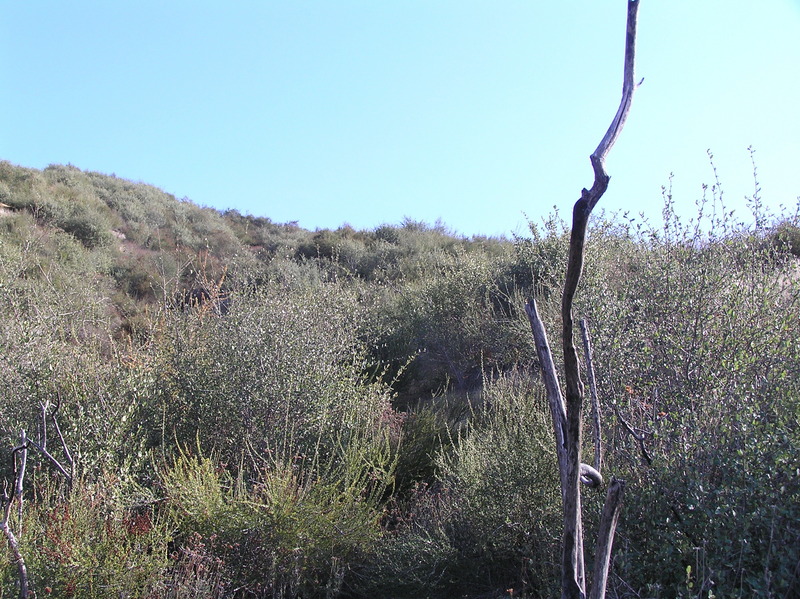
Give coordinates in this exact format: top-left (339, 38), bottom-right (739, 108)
top-left (14, 430), bottom-right (27, 528)
top-left (25, 436), bottom-right (73, 483)
top-left (51, 394), bottom-right (74, 477)
top-left (612, 403), bottom-right (652, 466)
top-left (40, 402), bottom-right (48, 452)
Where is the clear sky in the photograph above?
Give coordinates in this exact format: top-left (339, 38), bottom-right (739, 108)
top-left (3, 1), bottom-right (799, 237)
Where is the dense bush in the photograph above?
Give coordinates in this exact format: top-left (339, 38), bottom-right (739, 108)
top-left (160, 441), bottom-right (391, 597)
top-left (351, 373), bottom-right (561, 599)
top-left (569, 196), bottom-right (800, 598)
top-left (375, 249), bottom-right (533, 399)
top-left (149, 284), bottom-right (393, 465)
top-left (1, 475), bottom-right (170, 598)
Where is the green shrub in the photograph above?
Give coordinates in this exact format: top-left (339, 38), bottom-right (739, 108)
top-left (161, 438), bottom-right (392, 597)
top-left (354, 372), bottom-right (561, 599)
top-left (376, 250), bottom-right (533, 398)
top-left (150, 282), bottom-right (395, 467)
top-left (770, 220), bottom-right (800, 257)
top-left (510, 210), bottom-right (570, 294)
top-left (58, 202), bottom-right (113, 248)
top-left (565, 197), bottom-right (800, 598)
top-left (1, 475), bottom-right (170, 598)
top-left (392, 402), bottom-right (454, 493)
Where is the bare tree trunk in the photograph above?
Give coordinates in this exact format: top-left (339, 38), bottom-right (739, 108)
top-left (0, 515), bottom-right (28, 599)
top-left (526, 2), bottom-right (640, 598)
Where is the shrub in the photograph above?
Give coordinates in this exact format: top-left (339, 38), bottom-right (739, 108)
top-left (566, 196), bottom-right (800, 598)
top-left (770, 220), bottom-right (800, 257)
top-left (150, 282), bottom-right (395, 469)
top-left (353, 372), bottom-right (561, 599)
top-left (161, 437), bottom-right (393, 597)
top-left (376, 250), bottom-right (533, 398)
top-left (1, 475), bottom-right (170, 598)
top-left (60, 201), bottom-right (114, 248)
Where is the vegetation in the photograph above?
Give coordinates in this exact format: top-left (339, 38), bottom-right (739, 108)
top-left (1, 160), bottom-right (798, 597)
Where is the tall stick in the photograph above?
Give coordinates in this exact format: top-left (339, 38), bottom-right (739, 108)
top-left (526, 2), bottom-right (640, 598)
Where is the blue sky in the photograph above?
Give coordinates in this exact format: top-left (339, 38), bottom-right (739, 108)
top-left (3, 1), bottom-right (799, 237)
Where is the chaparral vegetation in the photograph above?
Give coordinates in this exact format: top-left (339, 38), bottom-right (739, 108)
top-left (1, 160), bottom-right (799, 597)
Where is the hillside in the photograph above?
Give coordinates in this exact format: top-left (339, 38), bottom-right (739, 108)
top-left (1, 160), bottom-right (799, 598)
top-left (0, 161), bottom-right (523, 396)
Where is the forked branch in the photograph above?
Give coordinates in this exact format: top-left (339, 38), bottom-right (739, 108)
top-left (2, 433), bottom-right (30, 599)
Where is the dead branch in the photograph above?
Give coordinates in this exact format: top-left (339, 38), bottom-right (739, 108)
top-left (612, 402), bottom-right (653, 466)
top-left (589, 478), bottom-right (626, 599)
top-left (2, 434), bottom-right (30, 599)
top-left (580, 463), bottom-right (603, 489)
top-left (580, 318), bottom-right (602, 473)
top-left (51, 394), bottom-right (74, 477)
top-left (25, 395), bottom-right (75, 486)
top-left (25, 436), bottom-right (73, 483)
top-left (526, 299), bottom-right (569, 494)
top-left (14, 430), bottom-right (27, 527)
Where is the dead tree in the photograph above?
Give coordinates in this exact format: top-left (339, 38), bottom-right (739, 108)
top-left (2, 432), bottom-right (30, 599)
top-left (524, 2), bottom-right (640, 598)
top-left (1, 398), bottom-right (74, 598)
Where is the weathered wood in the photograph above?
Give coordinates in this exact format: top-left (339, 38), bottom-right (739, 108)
top-left (0, 515), bottom-right (28, 599)
top-left (612, 402), bottom-right (653, 466)
top-left (527, 299), bottom-right (587, 590)
top-left (2, 433), bottom-right (30, 599)
top-left (526, 301), bottom-right (606, 594)
top-left (14, 430), bottom-right (27, 528)
top-left (580, 318), bottom-right (602, 473)
top-left (589, 478), bottom-right (626, 599)
top-left (25, 436), bottom-right (72, 483)
top-left (580, 463), bottom-right (603, 488)
top-left (26, 397), bottom-right (74, 487)
top-left (525, 299), bottom-right (569, 494)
